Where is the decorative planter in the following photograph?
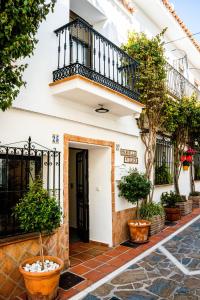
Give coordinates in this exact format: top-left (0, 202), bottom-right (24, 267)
top-left (19, 255), bottom-right (64, 300)
top-left (164, 207), bottom-right (181, 222)
top-left (183, 165), bottom-right (189, 171)
top-left (189, 196), bottom-right (200, 209)
top-left (128, 220), bottom-right (151, 243)
top-left (176, 200), bottom-right (192, 216)
top-left (149, 214), bottom-right (165, 236)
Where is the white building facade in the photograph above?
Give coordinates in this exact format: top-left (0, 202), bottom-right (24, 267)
top-left (1, 2), bottom-right (200, 293)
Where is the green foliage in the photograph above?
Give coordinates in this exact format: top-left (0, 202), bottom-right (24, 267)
top-left (161, 191), bottom-right (182, 208)
top-left (0, 0), bottom-right (55, 111)
top-left (155, 162), bottom-right (173, 185)
top-left (122, 30), bottom-right (168, 183)
top-left (139, 202), bottom-right (164, 220)
top-left (118, 169), bottom-right (151, 204)
top-left (183, 160), bottom-right (190, 166)
top-left (13, 179), bottom-right (61, 234)
top-left (195, 166), bottom-right (200, 180)
top-left (190, 191), bottom-right (200, 196)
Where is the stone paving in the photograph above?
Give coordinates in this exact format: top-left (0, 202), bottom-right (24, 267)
top-left (83, 218), bottom-right (200, 300)
top-left (164, 218), bottom-right (200, 271)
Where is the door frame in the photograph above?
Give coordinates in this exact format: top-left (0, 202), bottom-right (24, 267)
top-left (63, 134), bottom-right (115, 249)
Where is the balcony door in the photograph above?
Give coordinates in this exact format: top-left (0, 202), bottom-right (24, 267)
top-left (70, 11), bottom-right (92, 68)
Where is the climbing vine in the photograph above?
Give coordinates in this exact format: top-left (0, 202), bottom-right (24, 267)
top-left (122, 30), bottom-right (168, 194)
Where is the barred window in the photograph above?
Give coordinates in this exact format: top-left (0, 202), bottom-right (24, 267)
top-left (194, 152), bottom-right (200, 180)
top-left (154, 137), bottom-right (174, 185)
top-left (0, 138), bottom-right (61, 239)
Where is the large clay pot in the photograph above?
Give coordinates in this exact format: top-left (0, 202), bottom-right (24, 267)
top-left (165, 207), bottom-right (181, 222)
top-left (19, 255), bottom-right (64, 300)
top-left (128, 220), bottom-right (151, 243)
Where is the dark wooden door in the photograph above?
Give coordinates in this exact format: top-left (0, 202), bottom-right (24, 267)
top-left (76, 150), bottom-right (89, 242)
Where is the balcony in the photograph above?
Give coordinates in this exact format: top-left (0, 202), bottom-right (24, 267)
top-left (50, 18), bottom-right (142, 116)
top-left (166, 62), bottom-right (200, 100)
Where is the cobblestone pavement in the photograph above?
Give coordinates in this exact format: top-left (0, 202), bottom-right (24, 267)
top-left (83, 218), bottom-right (200, 300)
top-left (164, 219), bottom-right (200, 271)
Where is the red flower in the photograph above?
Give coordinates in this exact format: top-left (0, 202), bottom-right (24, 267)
top-left (180, 155), bottom-right (186, 162)
top-left (187, 148), bottom-right (196, 155)
top-left (186, 155), bottom-right (192, 162)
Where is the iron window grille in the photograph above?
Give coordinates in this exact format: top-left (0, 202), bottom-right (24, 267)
top-left (194, 152), bottom-right (200, 180)
top-left (0, 137), bottom-right (60, 239)
top-left (154, 136), bottom-right (174, 185)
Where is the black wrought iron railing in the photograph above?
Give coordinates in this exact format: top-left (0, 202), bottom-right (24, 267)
top-left (0, 137), bottom-right (61, 239)
top-left (166, 62), bottom-right (200, 100)
top-left (53, 18), bottom-right (140, 101)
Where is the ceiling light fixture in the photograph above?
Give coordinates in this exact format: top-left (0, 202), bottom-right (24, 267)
top-left (95, 104), bottom-right (109, 113)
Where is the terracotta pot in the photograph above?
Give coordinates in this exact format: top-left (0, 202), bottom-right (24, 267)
top-left (164, 207), bottom-right (181, 222)
top-left (183, 165), bottom-right (189, 171)
top-left (19, 256), bottom-right (64, 300)
top-left (128, 219), bottom-right (151, 243)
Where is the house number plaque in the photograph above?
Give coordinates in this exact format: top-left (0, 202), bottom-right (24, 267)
top-left (120, 148), bottom-right (138, 164)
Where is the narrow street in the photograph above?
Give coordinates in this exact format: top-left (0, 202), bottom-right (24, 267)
top-left (83, 218), bottom-right (200, 300)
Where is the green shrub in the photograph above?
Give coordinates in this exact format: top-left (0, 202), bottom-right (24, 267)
top-left (13, 179), bottom-right (61, 267)
top-left (139, 202), bottom-right (164, 220)
top-left (161, 191), bottom-right (182, 208)
top-left (190, 191), bottom-right (200, 196)
top-left (118, 169), bottom-right (151, 204)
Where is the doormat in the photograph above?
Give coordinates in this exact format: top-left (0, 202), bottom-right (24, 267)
top-left (59, 271), bottom-right (84, 290)
top-left (165, 221), bottom-right (178, 227)
top-left (120, 240), bottom-right (145, 248)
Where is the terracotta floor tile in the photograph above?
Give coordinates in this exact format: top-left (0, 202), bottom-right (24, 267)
top-left (70, 264), bottom-right (91, 275)
top-left (96, 263), bottom-right (117, 274)
top-left (105, 249), bottom-right (125, 257)
top-left (69, 257), bottom-right (83, 267)
top-left (73, 253), bottom-right (94, 261)
top-left (75, 279), bottom-right (93, 292)
top-left (109, 257), bottom-right (126, 267)
top-left (84, 270), bottom-right (105, 282)
top-left (83, 259), bottom-right (104, 269)
top-left (58, 288), bottom-right (77, 299)
top-left (95, 254), bottom-right (112, 263)
top-left (84, 248), bottom-right (104, 256)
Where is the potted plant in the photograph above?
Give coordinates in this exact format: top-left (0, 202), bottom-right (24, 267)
top-left (13, 179), bottom-right (63, 300)
top-left (183, 160), bottom-right (190, 171)
top-left (118, 169), bottom-right (151, 243)
top-left (139, 202), bottom-right (165, 235)
top-left (189, 191), bottom-right (200, 208)
top-left (161, 191), bottom-right (181, 222)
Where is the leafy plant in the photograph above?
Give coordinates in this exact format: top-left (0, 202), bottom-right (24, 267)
top-left (190, 191), bottom-right (200, 196)
top-left (0, 0), bottom-right (55, 111)
top-left (164, 95), bottom-right (200, 194)
top-left (118, 169), bottom-right (151, 218)
top-left (155, 162), bottom-right (173, 185)
top-left (122, 30), bottom-right (168, 190)
top-left (183, 160), bottom-right (190, 167)
top-left (161, 191), bottom-right (182, 208)
top-left (139, 202), bottom-right (164, 220)
top-left (195, 166), bottom-right (200, 180)
top-left (13, 179), bottom-right (61, 268)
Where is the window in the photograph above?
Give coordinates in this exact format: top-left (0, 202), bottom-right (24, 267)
top-left (0, 156), bottom-right (41, 238)
top-left (154, 137), bottom-right (174, 185)
top-left (0, 138), bottom-right (61, 239)
top-left (194, 152), bottom-right (200, 180)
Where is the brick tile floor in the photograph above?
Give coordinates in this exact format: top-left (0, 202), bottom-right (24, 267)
top-left (15, 208), bottom-right (200, 300)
